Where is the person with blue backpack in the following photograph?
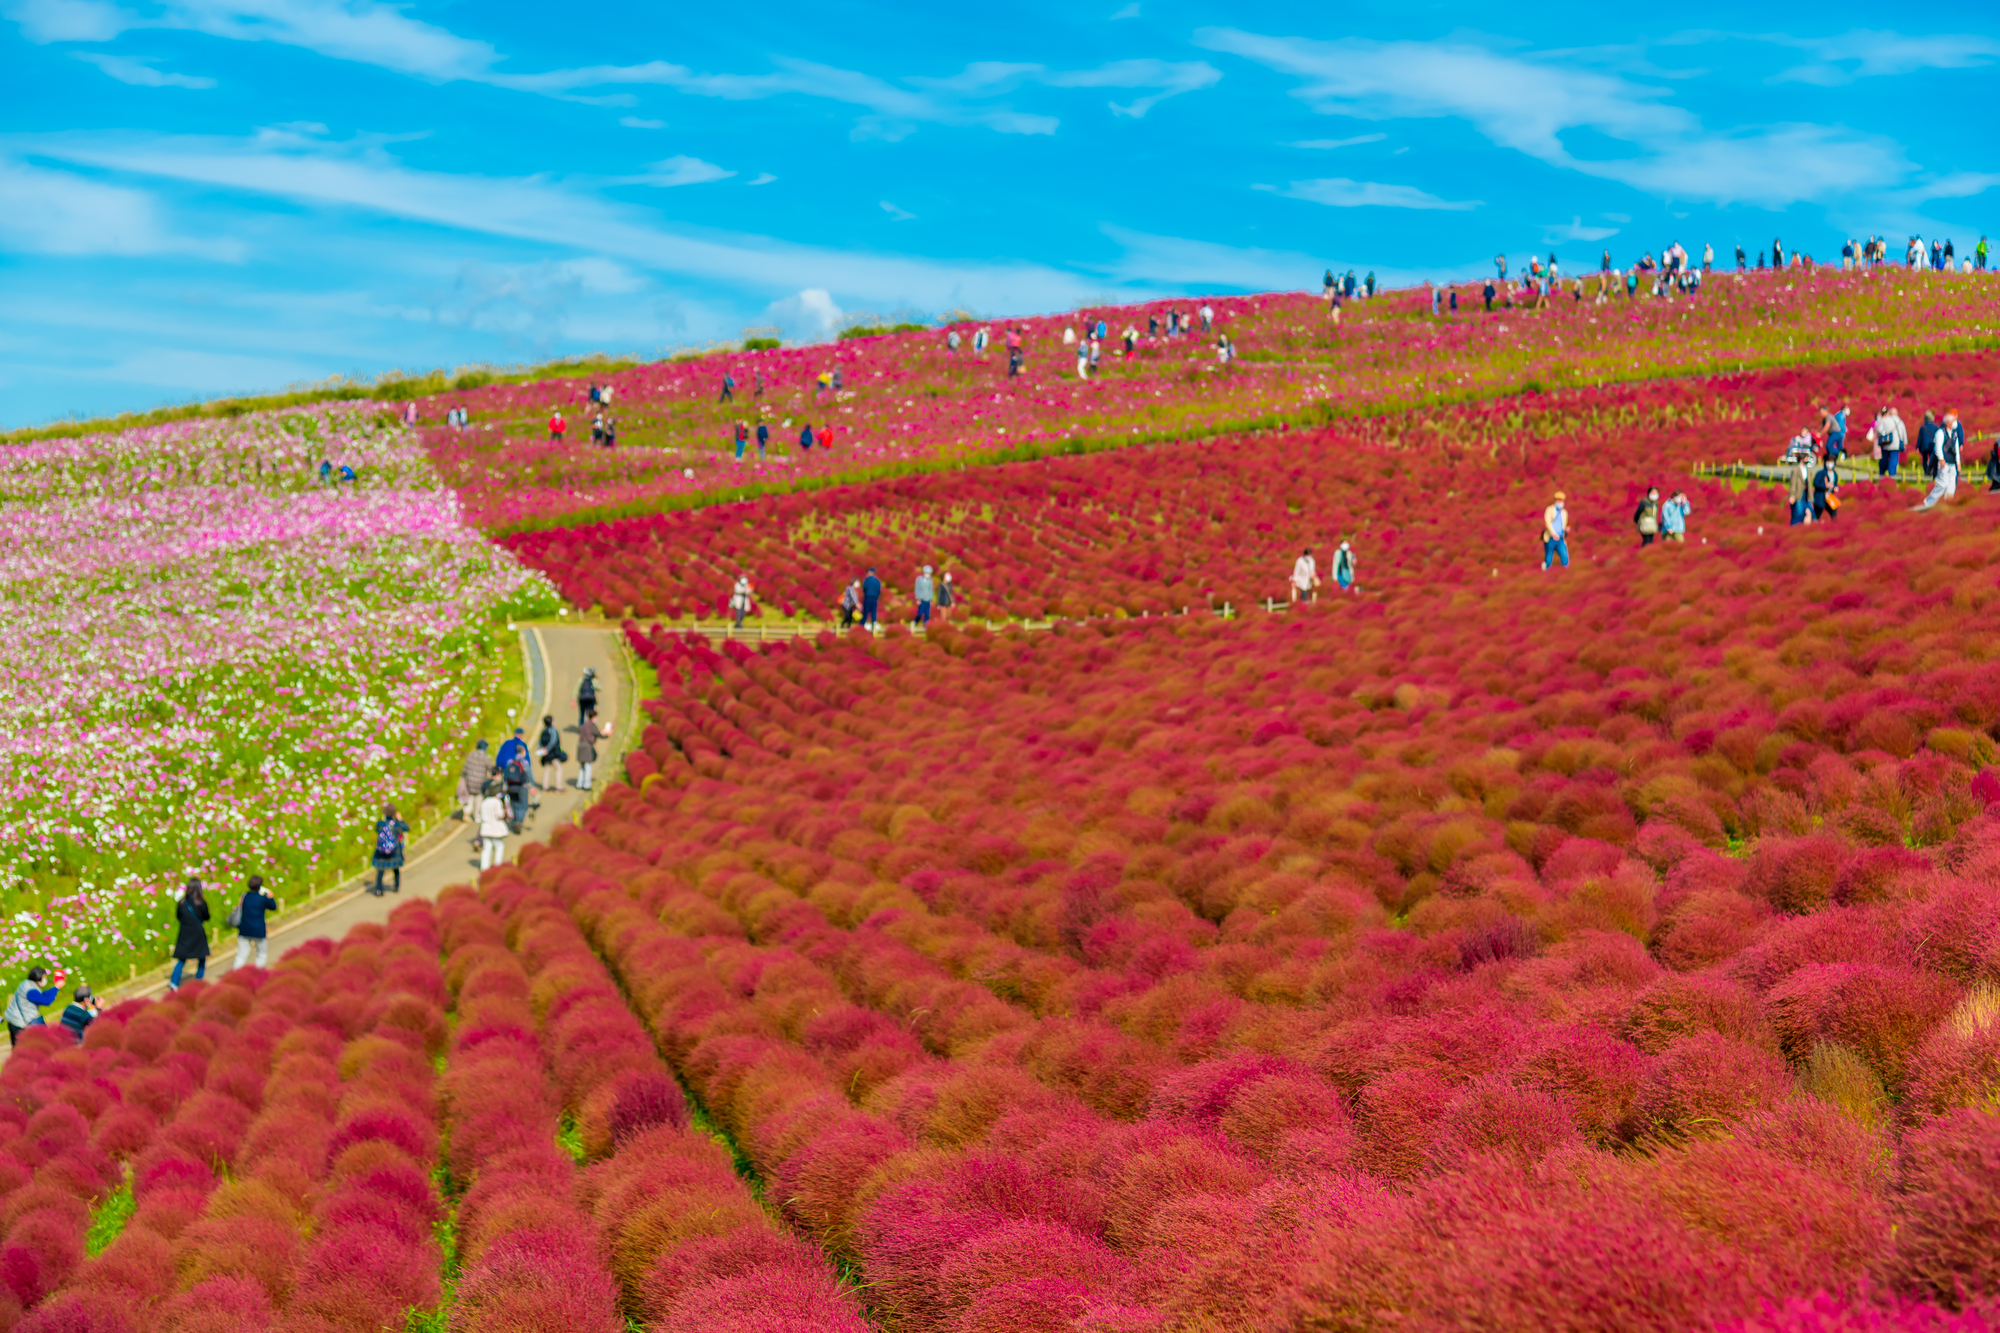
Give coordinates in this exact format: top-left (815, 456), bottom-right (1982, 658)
top-left (370, 803), bottom-right (409, 896)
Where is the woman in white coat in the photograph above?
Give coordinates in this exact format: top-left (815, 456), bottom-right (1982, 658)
top-left (478, 781), bottom-right (510, 870)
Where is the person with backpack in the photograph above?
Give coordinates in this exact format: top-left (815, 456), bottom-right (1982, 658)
top-left (536, 713), bottom-right (567, 793)
top-left (1812, 457), bottom-right (1841, 521)
top-left (1871, 405), bottom-right (1908, 477)
top-left (720, 372), bottom-right (735, 403)
top-left (577, 668), bottom-right (598, 731)
top-left (800, 422), bottom-right (815, 452)
top-left (838, 580), bottom-right (860, 630)
top-left (1633, 487), bottom-right (1662, 546)
top-left (576, 707), bottom-right (606, 791)
top-left (478, 780), bottom-right (510, 869)
top-left (5, 966), bottom-right (62, 1044)
top-left (58, 984), bottom-right (96, 1044)
top-left (1541, 493), bottom-right (1571, 569)
top-left (370, 803), bottom-right (409, 896)
top-left (862, 568), bottom-right (883, 629)
top-left (502, 746), bottom-right (532, 830)
top-left (169, 879), bottom-right (208, 990)
top-left (232, 875), bottom-right (275, 969)
top-left (1661, 490), bottom-right (1691, 543)
top-left (1919, 410), bottom-right (1964, 510)
top-left (1333, 541), bottom-right (1357, 592)
top-left (730, 573), bottom-right (754, 628)
top-left (458, 738), bottom-right (492, 825)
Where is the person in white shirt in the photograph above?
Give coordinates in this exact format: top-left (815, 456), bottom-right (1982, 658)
top-left (1290, 548), bottom-right (1319, 603)
top-left (1872, 405), bottom-right (1907, 478)
top-left (1200, 304), bottom-right (1214, 331)
top-left (477, 782), bottom-right (509, 869)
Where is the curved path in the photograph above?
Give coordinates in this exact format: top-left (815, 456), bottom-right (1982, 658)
top-left (113, 623), bottom-right (635, 1000)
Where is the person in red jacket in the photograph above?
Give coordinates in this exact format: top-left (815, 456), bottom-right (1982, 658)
top-left (548, 410), bottom-right (567, 442)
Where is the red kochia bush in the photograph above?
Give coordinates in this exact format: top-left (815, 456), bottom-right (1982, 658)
top-left (1895, 1106), bottom-right (2000, 1301)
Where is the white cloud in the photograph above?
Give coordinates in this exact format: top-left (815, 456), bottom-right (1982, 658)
top-left (617, 116), bottom-right (666, 129)
top-left (880, 200), bottom-right (916, 222)
top-left (1290, 134), bottom-right (1386, 149)
top-left (10, 130), bottom-right (1106, 313)
top-left (1198, 27), bottom-right (1914, 208)
top-left (1110, 3), bottom-right (1138, 17)
top-left (1093, 223), bottom-right (1422, 292)
top-left (1543, 215), bottom-right (1619, 243)
top-left (1255, 176), bottom-right (1479, 210)
top-left (746, 172), bottom-right (777, 186)
top-left (1042, 58), bottom-right (1221, 118)
top-left (765, 288), bottom-right (843, 342)
top-left (0, 156), bottom-right (236, 258)
top-left (626, 154), bottom-right (733, 187)
top-left (72, 50), bottom-right (213, 86)
top-left (1768, 29), bottom-right (2000, 85)
top-left (3, 0), bottom-right (131, 42)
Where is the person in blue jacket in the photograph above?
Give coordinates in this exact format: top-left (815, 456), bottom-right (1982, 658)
top-left (234, 875), bottom-right (276, 969)
top-left (861, 567), bottom-right (883, 630)
top-left (4, 966), bottom-right (61, 1045)
top-left (58, 985), bottom-right (97, 1044)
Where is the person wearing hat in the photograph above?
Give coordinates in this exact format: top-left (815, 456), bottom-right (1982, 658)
top-left (458, 738), bottom-right (492, 825)
top-left (913, 566), bottom-right (935, 626)
top-left (577, 668), bottom-right (598, 730)
top-left (4, 965), bottom-right (63, 1045)
top-left (58, 983), bottom-right (97, 1043)
top-left (1919, 410), bottom-right (1964, 510)
top-left (1541, 493), bottom-right (1571, 569)
top-left (169, 878), bottom-right (209, 991)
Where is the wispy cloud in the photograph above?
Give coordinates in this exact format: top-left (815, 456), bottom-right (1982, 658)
top-left (746, 172), bottom-right (777, 186)
top-left (1765, 29), bottom-right (2000, 85)
top-left (880, 200), bottom-right (916, 222)
top-left (1109, 2), bottom-right (1138, 18)
top-left (1198, 27), bottom-right (1911, 207)
top-left (1041, 58), bottom-right (1221, 118)
top-left (72, 50), bottom-right (214, 87)
top-left (1094, 223), bottom-right (1430, 290)
top-left (1255, 177), bottom-right (1479, 210)
top-left (1289, 134), bottom-right (1387, 149)
top-left (623, 155), bottom-right (733, 187)
top-left (1543, 215), bottom-right (1620, 243)
top-left (617, 116), bottom-right (666, 129)
top-left (0, 155), bottom-right (237, 257)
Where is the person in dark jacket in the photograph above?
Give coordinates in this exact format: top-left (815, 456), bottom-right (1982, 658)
top-left (577, 668), bottom-right (598, 730)
top-left (1812, 457), bottom-right (1841, 521)
top-left (4, 967), bottom-right (61, 1045)
top-left (1985, 440), bottom-right (2000, 493)
top-left (234, 875), bottom-right (276, 969)
top-left (503, 753), bottom-right (532, 832)
top-left (371, 804), bottom-right (409, 896)
top-left (171, 879), bottom-right (209, 991)
top-left (861, 567), bottom-right (883, 630)
top-left (58, 985), bottom-right (97, 1043)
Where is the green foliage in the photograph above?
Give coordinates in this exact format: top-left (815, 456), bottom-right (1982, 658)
top-left (86, 1178), bottom-right (134, 1257)
top-left (741, 337), bottom-right (782, 352)
top-left (837, 321), bottom-right (929, 341)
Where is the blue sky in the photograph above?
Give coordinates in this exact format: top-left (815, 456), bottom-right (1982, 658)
top-left (3, 0), bottom-right (1997, 425)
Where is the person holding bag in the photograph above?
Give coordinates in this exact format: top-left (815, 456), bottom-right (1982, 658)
top-left (536, 713), bottom-right (567, 793)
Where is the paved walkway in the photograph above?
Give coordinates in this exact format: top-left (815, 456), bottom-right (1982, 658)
top-left (109, 623), bottom-right (634, 1002)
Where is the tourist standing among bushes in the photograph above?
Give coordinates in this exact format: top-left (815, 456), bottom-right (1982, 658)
top-left (1787, 455), bottom-right (1814, 524)
top-left (862, 568), bottom-right (883, 629)
top-left (1872, 406), bottom-right (1907, 477)
top-left (478, 781), bottom-right (509, 869)
top-left (1916, 410), bottom-right (1941, 479)
top-left (58, 985), bottom-right (96, 1043)
top-left (5, 966), bottom-right (62, 1043)
top-left (839, 580), bottom-right (860, 629)
top-left (170, 880), bottom-right (208, 990)
top-left (370, 804), bottom-right (409, 896)
top-left (936, 571), bottom-right (955, 623)
top-left (1633, 487), bottom-right (1662, 546)
top-left (536, 714), bottom-right (566, 792)
top-left (576, 708), bottom-right (605, 791)
top-left (1290, 548), bottom-right (1318, 603)
top-left (1662, 490), bottom-right (1691, 542)
top-left (913, 567), bottom-right (935, 626)
top-left (547, 410), bottom-right (566, 442)
top-left (1333, 541), bottom-right (1357, 592)
top-left (1812, 456), bottom-right (1842, 521)
top-left (458, 738), bottom-right (491, 824)
top-left (720, 373), bottom-right (735, 403)
top-left (233, 875), bottom-right (274, 969)
top-left (1985, 439), bottom-right (2000, 492)
top-left (1919, 411), bottom-right (1964, 510)
top-left (731, 573), bottom-right (754, 628)
top-left (1541, 493), bottom-right (1571, 569)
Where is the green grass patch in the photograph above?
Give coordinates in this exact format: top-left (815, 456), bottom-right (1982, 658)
top-left (85, 1177), bottom-right (134, 1257)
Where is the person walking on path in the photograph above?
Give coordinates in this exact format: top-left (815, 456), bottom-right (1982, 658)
top-left (734, 422), bottom-right (749, 461)
top-left (536, 714), bottom-right (566, 793)
top-left (370, 803), bottom-right (409, 896)
top-left (458, 738), bottom-right (492, 824)
top-left (576, 708), bottom-right (605, 791)
top-left (1541, 493), bottom-right (1571, 569)
top-left (1916, 410), bottom-right (1941, 479)
top-left (730, 573), bottom-right (754, 628)
top-left (58, 984), bottom-right (96, 1043)
top-left (577, 668), bottom-right (598, 731)
top-left (499, 734), bottom-right (531, 830)
top-left (839, 580), bottom-right (860, 630)
top-left (1007, 328), bottom-right (1024, 377)
top-left (1333, 541), bottom-right (1357, 592)
top-left (1872, 406), bottom-right (1907, 478)
top-left (233, 875), bottom-right (275, 969)
top-left (1812, 455), bottom-right (1842, 522)
top-left (1290, 548), bottom-right (1319, 604)
top-left (913, 566), bottom-right (936, 627)
top-left (1919, 411), bottom-right (1964, 510)
top-left (1787, 455), bottom-right (1814, 525)
top-left (5, 966), bottom-right (61, 1044)
top-left (1633, 487), bottom-right (1662, 546)
top-left (720, 372), bottom-right (736, 403)
top-left (1985, 439), bottom-right (2000, 493)
top-left (756, 421), bottom-right (770, 460)
top-left (862, 568), bottom-right (883, 629)
top-left (936, 570), bottom-right (955, 623)
top-left (478, 781), bottom-right (510, 870)
top-left (1662, 490), bottom-right (1691, 542)
top-left (1819, 403), bottom-right (1850, 461)
top-left (169, 880), bottom-right (209, 991)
